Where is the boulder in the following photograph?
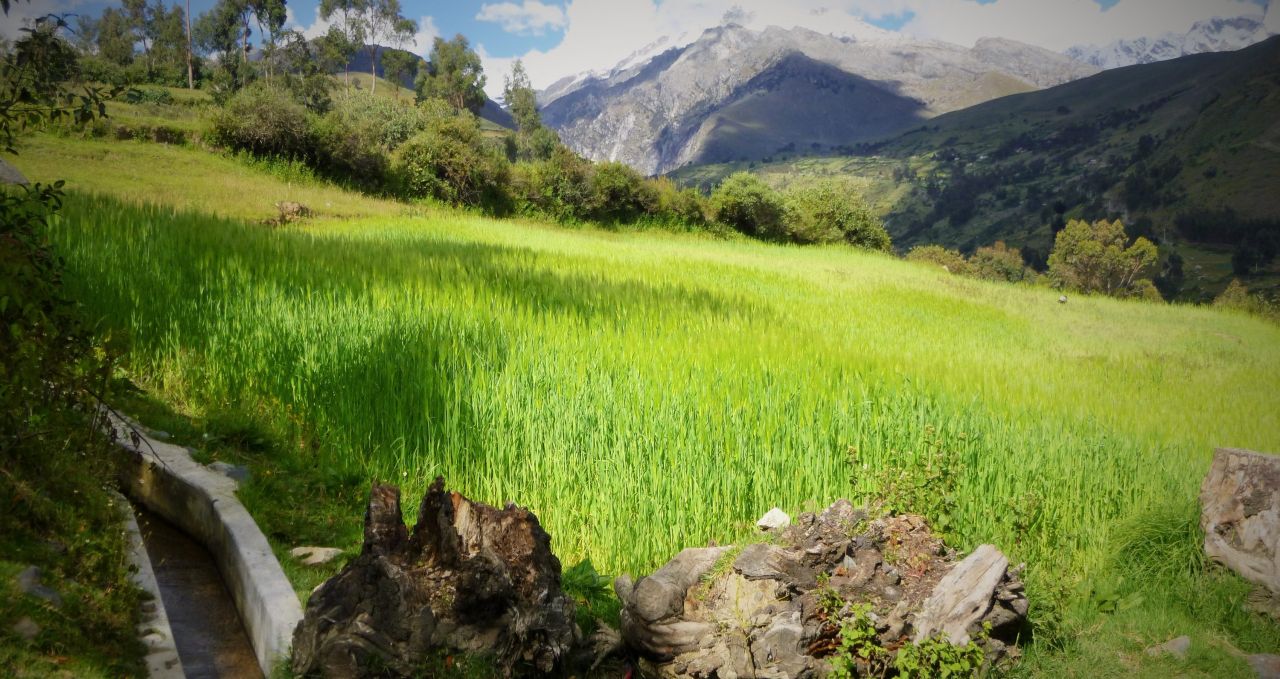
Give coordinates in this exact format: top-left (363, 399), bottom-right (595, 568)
top-left (1200, 448), bottom-right (1280, 593)
top-left (291, 478), bottom-right (578, 677)
top-left (616, 502), bottom-right (1028, 677)
top-left (757, 507), bottom-right (791, 532)
top-left (15, 566), bottom-right (62, 608)
top-left (1144, 635), bottom-right (1191, 659)
top-left (290, 547), bottom-right (345, 567)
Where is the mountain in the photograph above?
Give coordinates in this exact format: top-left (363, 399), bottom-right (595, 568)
top-left (1065, 15), bottom-right (1272, 69)
top-left (539, 24), bottom-right (1097, 175)
top-left (672, 36), bottom-right (1280, 301)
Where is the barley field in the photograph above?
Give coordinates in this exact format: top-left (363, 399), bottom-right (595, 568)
top-left (22, 136), bottom-right (1280, 674)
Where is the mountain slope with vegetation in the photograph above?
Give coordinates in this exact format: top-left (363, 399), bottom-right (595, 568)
top-left (675, 36), bottom-right (1280, 301)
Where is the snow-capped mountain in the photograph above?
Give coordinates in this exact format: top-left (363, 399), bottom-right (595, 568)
top-left (1065, 15), bottom-right (1274, 69)
top-left (539, 24), bottom-right (1096, 175)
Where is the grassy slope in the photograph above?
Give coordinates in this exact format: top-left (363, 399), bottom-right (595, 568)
top-left (16, 134), bottom-right (1280, 675)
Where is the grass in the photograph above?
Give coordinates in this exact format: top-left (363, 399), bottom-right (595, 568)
top-left (19, 132), bottom-right (1280, 674)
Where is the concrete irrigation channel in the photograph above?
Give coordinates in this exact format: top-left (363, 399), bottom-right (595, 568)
top-left (104, 409), bottom-right (303, 678)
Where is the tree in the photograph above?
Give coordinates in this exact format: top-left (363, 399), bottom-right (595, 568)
top-left (359, 0), bottom-right (414, 95)
top-left (417, 34), bottom-right (485, 113)
top-left (1047, 219), bottom-right (1158, 298)
top-left (96, 7), bottom-right (135, 66)
top-left (249, 0), bottom-right (287, 82)
top-left (503, 59), bottom-right (539, 132)
top-left (319, 0), bottom-right (366, 89)
top-left (194, 0), bottom-right (249, 95)
top-left (379, 48), bottom-right (420, 100)
top-left (969, 241), bottom-right (1033, 283)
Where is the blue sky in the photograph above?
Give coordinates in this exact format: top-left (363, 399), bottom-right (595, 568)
top-left (8, 0), bottom-right (1274, 95)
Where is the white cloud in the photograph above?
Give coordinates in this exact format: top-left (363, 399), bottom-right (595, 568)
top-left (1266, 0), bottom-right (1280, 34)
top-left (476, 1), bottom-right (569, 35)
top-left (476, 0), bottom-right (1268, 98)
top-left (409, 16), bottom-right (440, 55)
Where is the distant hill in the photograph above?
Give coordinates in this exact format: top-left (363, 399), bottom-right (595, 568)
top-left (343, 46), bottom-right (514, 129)
top-left (673, 36), bottom-right (1280, 301)
top-left (540, 23), bottom-right (1096, 175)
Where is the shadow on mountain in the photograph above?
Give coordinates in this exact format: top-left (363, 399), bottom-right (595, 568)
top-left (683, 52), bottom-right (929, 167)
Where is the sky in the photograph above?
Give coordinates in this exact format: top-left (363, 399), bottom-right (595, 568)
top-left (5, 0), bottom-right (1275, 98)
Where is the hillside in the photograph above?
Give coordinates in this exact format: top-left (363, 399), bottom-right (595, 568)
top-left (540, 23), bottom-right (1095, 175)
top-left (674, 36), bottom-right (1280, 301)
top-left (14, 130), bottom-right (1280, 677)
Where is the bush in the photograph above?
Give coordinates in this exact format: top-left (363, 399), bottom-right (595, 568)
top-left (511, 146), bottom-right (594, 221)
top-left (653, 178), bottom-right (708, 229)
top-left (588, 161), bottom-right (657, 223)
top-left (785, 180), bottom-right (891, 250)
top-left (329, 92), bottom-right (428, 151)
top-left (969, 241), bottom-right (1034, 283)
top-left (308, 114), bottom-right (390, 190)
top-left (395, 111), bottom-right (508, 209)
top-left (210, 83), bottom-right (312, 159)
top-left (1214, 279), bottom-right (1278, 319)
top-left (710, 172), bottom-right (788, 240)
top-left (906, 245), bottom-right (972, 275)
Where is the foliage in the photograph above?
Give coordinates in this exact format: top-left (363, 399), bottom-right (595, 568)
top-left (785, 179), bottom-right (891, 250)
top-left (827, 603), bottom-right (891, 678)
top-left (1047, 219), bottom-right (1158, 298)
top-left (1214, 279), bottom-right (1277, 321)
top-left (560, 559), bottom-right (619, 634)
top-left (395, 110), bottom-right (508, 208)
top-left (503, 60), bottom-right (540, 133)
top-left (710, 171), bottom-right (788, 240)
top-left (328, 90), bottom-right (427, 150)
top-left (969, 241), bottom-right (1035, 283)
top-left (380, 48), bottom-right (421, 99)
top-left (895, 633), bottom-right (985, 678)
top-left (855, 426), bottom-right (965, 538)
top-left (417, 34), bottom-right (486, 114)
top-left (510, 146), bottom-right (594, 221)
top-left (209, 82), bottom-right (312, 158)
top-left (906, 244), bottom-right (972, 276)
top-left (588, 161), bottom-right (656, 223)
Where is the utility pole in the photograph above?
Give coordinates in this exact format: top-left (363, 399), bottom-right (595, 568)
top-left (185, 0), bottom-right (193, 89)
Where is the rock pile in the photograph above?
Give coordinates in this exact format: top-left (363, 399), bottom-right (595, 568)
top-left (291, 478), bottom-right (577, 678)
top-left (615, 500), bottom-right (1028, 677)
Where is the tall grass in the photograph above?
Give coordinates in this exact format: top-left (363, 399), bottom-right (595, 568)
top-left (46, 189), bottom-right (1280, 671)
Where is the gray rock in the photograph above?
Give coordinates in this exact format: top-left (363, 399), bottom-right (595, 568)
top-left (209, 461), bottom-right (250, 483)
top-left (756, 507), bottom-right (791, 531)
top-left (1144, 635), bottom-right (1191, 659)
top-left (12, 616), bottom-right (39, 642)
top-left (1249, 653), bottom-right (1280, 679)
top-left (289, 546), bottom-right (344, 566)
top-left (0, 158), bottom-right (28, 185)
top-left (16, 566), bottom-right (62, 608)
top-left (1200, 448), bottom-right (1280, 593)
top-left (912, 544), bottom-right (1008, 645)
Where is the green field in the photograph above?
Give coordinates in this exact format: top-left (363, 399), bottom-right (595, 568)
top-left (17, 134), bottom-right (1280, 675)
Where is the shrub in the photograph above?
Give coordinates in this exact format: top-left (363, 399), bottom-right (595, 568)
top-left (210, 83), bottom-right (312, 159)
top-left (511, 146), bottom-right (594, 221)
top-left (785, 180), bottom-right (891, 250)
top-left (907, 245), bottom-right (972, 275)
top-left (308, 114), bottom-right (390, 190)
top-left (395, 112), bottom-right (508, 209)
top-left (710, 172), bottom-right (788, 240)
top-left (588, 161), bottom-right (657, 223)
top-left (969, 241), bottom-right (1034, 283)
top-left (653, 178), bottom-right (708, 229)
top-left (1214, 279), bottom-right (1278, 319)
top-left (329, 92), bottom-right (428, 150)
